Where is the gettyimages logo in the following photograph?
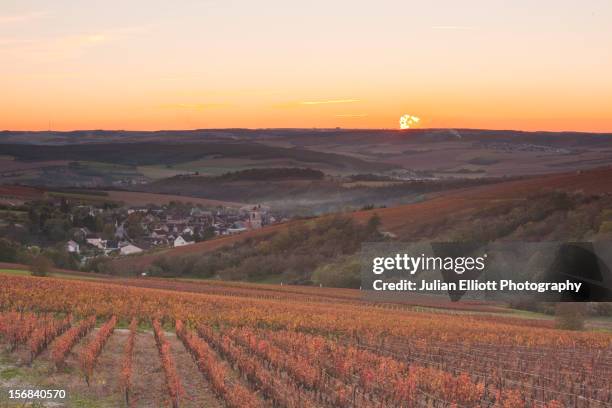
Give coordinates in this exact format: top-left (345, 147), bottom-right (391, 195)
top-left (361, 242), bottom-right (612, 302)
top-left (372, 253), bottom-right (488, 275)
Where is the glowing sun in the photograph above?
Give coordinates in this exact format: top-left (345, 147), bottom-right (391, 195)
top-left (399, 114), bottom-right (420, 129)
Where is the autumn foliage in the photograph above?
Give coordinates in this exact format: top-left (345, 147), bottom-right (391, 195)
top-left (153, 319), bottom-right (183, 408)
top-left (175, 320), bottom-right (263, 408)
top-left (119, 317), bottom-right (138, 406)
top-left (79, 315), bottom-right (117, 385)
top-left (51, 316), bottom-right (96, 369)
top-left (0, 274), bottom-right (610, 407)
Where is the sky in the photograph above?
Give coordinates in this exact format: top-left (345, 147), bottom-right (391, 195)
top-left (1, 0), bottom-right (611, 132)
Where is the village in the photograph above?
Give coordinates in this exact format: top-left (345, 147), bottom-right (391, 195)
top-left (62, 201), bottom-right (279, 261)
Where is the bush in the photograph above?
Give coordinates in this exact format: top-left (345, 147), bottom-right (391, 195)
top-left (587, 302), bottom-right (612, 317)
top-left (84, 256), bottom-right (112, 274)
top-left (555, 303), bottom-right (586, 330)
top-left (508, 297), bottom-right (544, 313)
top-left (44, 248), bottom-right (79, 270)
top-left (30, 255), bottom-right (53, 277)
top-left (149, 255), bottom-right (197, 277)
top-left (312, 256), bottom-right (361, 288)
top-left (142, 214), bottom-right (382, 285)
top-left (0, 238), bottom-right (19, 262)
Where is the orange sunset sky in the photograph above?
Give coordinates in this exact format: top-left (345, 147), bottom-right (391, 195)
top-left (1, 0), bottom-right (611, 132)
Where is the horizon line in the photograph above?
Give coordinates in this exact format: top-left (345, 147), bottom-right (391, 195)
top-left (2, 127), bottom-right (612, 135)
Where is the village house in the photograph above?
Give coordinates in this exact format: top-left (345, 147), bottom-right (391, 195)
top-left (86, 237), bottom-right (106, 249)
top-left (65, 240), bottom-right (80, 254)
top-left (173, 235), bottom-right (194, 247)
top-left (127, 207), bottom-right (148, 215)
top-left (104, 240), bottom-right (120, 255)
top-left (120, 244), bottom-right (143, 256)
top-left (63, 201), bottom-right (280, 259)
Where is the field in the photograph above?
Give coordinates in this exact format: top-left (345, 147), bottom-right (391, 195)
top-left (0, 185), bottom-right (46, 206)
top-left (2, 129), bottom-right (612, 180)
top-left (0, 156), bottom-right (69, 174)
top-left (0, 272), bottom-right (610, 408)
top-left (0, 141), bottom-right (394, 175)
top-left (3, 130), bottom-right (611, 216)
top-left (3, 129), bottom-right (612, 193)
top-left (102, 191), bottom-right (245, 208)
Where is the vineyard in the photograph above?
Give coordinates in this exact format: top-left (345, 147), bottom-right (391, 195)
top-left (0, 274), bottom-right (611, 407)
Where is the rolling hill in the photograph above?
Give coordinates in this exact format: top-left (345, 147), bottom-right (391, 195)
top-left (112, 166), bottom-right (612, 272)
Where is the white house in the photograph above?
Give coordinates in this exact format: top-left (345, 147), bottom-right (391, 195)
top-left (173, 235), bottom-right (194, 247)
top-left (66, 240), bottom-right (80, 254)
top-left (120, 244), bottom-right (143, 256)
top-left (86, 237), bottom-right (106, 249)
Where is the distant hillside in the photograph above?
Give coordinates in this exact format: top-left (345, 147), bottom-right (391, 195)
top-left (352, 166), bottom-right (612, 239)
top-left (139, 173), bottom-right (508, 215)
top-left (111, 166), bottom-right (612, 282)
top-left (0, 142), bottom-right (394, 173)
top-left (3, 128), bottom-right (611, 180)
top-left (2, 128), bottom-right (612, 146)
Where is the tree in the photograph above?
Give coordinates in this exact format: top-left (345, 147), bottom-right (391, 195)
top-left (198, 226), bottom-right (216, 242)
top-left (94, 215), bottom-right (105, 232)
top-left (367, 214), bottom-right (382, 234)
top-left (43, 217), bottom-right (71, 242)
top-left (30, 255), bottom-right (53, 277)
top-left (84, 256), bottom-right (112, 274)
top-left (60, 198), bottom-right (70, 213)
top-left (555, 303), bottom-right (586, 330)
top-left (127, 222), bottom-right (145, 240)
top-left (0, 238), bottom-right (18, 262)
top-left (45, 248), bottom-right (79, 270)
top-left (312, 256), bottom-right (361, 288)
top-left (102, 223), bottom-right (116, 240)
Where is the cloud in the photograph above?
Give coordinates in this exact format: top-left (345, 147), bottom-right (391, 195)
top-left (0, 11), bottom-right (48, 24)
top-left (0, 25), bottom-right (149, 62)
top-left (335, 114), bottom-right (368, 118)
top-left (159, 103), bottom-right (227, 110)
top-left (300, 99), bottom-right (360, 105)
top-left (273, 99), bottom-right (361, 109)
